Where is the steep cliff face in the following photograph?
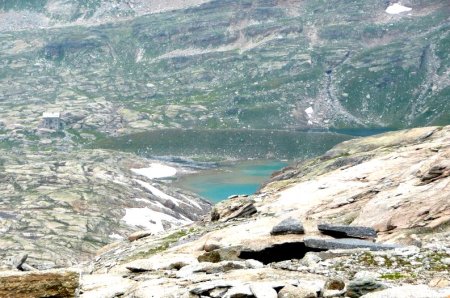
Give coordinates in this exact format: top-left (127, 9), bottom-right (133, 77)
top-left (76, 126), bottom-right (450, 297)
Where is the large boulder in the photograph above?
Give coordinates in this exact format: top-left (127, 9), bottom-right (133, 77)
top-left (250, 283), bottom-right (278, 298)
top-left (271, 218), bottom-right (305, 235)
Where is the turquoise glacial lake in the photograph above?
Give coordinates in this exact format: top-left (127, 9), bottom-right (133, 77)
top-left (176, 160), bottom-right (288, 203)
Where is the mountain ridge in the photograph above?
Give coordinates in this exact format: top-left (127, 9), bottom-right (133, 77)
top-left (1, 0), bottom-right (449, 151)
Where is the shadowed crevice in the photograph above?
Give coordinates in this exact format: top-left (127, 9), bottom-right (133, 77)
top-left (238, 242), bottom-right (325, 264)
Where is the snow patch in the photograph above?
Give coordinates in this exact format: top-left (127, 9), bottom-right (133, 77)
top-left (109, 233), bottom-right (124, 240)
top-left (135, 198), bottom-right (149, 203)
top-left (136, 48), bottom-right (145, 63)
top-left (386, 3), bottom-right (412, 14)
top-left (134, 179), bottom-right (180, 206)
top-left (131, 163), bottom-right (177, 179)
top-left (122, 207), bottom-right (190, 233)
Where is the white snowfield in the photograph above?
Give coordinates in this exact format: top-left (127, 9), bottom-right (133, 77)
top-left (134, 179), bottom-right (181, 206)
top-left (131, 163), bottom-right (177, 179)
top-left (386, 3), bottom-right (412, 14)
top-left (122, 207), bottom-right (190, 233)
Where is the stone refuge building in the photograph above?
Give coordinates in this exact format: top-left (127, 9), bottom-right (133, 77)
top-left (41, 112), bottom-right (63, 130)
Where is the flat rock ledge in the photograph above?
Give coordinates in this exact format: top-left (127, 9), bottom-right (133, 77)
top-left (318, 224), bottom-right (377, 239)
top-left (0, 269), bottom-right (79, 298)
top-left (304, 238), bottom-right (398, 251)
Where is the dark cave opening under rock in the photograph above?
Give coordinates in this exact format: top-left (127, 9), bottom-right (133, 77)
top-left (238, 242), bottom-right (326, 264)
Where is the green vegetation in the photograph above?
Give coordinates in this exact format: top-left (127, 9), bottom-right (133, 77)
top-left (360, 252), bottom-right (376, 266)
top-left (122, 228), bottom-right (198, 262)
top-left (380, 272), bottom-right (407, 280)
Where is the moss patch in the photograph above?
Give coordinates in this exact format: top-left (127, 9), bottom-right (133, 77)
top-left (380, 272), bottom-right (406, 280)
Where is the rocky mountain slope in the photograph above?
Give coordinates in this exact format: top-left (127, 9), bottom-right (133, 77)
top-left (0, 0), bottom-right (211, 31)
top-left (0, 0), bottom-right (449, 296)
top-left (0, 148), bottom-right (211, 269)
top-left (1, 0), bottom-right (449, 150)
top-left (12, 125), bottom-right (443, 297)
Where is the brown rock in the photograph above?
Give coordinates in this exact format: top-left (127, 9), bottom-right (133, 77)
top-left (324, 277), bottom-right (345, 291)
top-left (128, 230), bottom-right (153, 242)
top-left (210, 196), bottom-right (257, 222)
top-left (204, 240), bottom-right (222, 252)
top-left (221, 202), bottom-right (257, 222)
top-left (95, 241), bottom-right (122, 256)
top-left (420, 164), bottom-right (450, 184)
top-left (198, 247), bottom-right (241, 263)
top-left (0, 269), bottom-right (79, 298)
top-left (428, 277), bottom-right (450, 288)
top-left (198, 251), bottom-right (221, 263)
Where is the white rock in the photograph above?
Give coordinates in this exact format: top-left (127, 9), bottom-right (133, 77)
top-left (245, 259), bottom-right (264, 269)
top-left (323, 289), bottom-right (346, 298)
top-left (300, 252), bottom-right (322, 268)
top-left (224, 284), bottom-right (253, 298)
top-left (209, 287), bottom-right (229, 297)
top-left (305, 107), bottom-right (314, 118)
top-left (250, 283), bottom-right (277, 298)
top-left (278, 284), bottom-right (317, 298)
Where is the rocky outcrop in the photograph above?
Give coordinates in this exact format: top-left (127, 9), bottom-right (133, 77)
top-left (0, 269), bottom-right (79, 298)
top-left (210, 196), bottom-right (257, 222)
top-left (264, 126), bottom-right (450, 241)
